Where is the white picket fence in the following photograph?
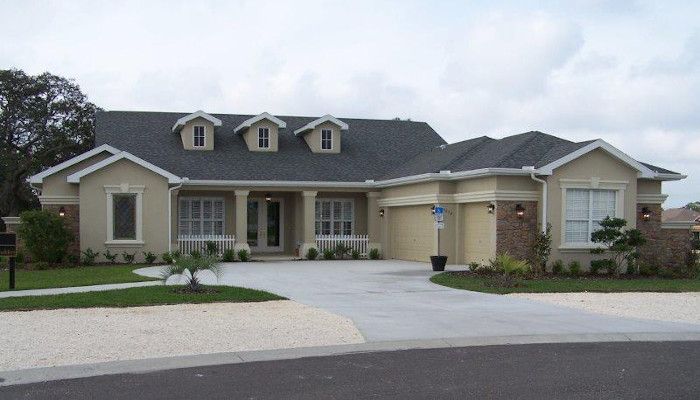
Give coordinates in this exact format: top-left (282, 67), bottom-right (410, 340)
top-left (178, 235), bottom-right (236, 256)
top-left (315, 234), bottom-right (369, 256)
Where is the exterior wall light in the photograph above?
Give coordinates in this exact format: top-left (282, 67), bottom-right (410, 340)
top-left (58, 206), bottom-right (66, 217)
top-left (641, 207), bottom-right (651, 221)
top-left (487, 203), bottom-right (495, 214)
top-left (431, 205), bottom-right (436, 215)
top-left (265, 193), bottom-right (272, 202)
top-left (379, 208), bottom-right (385, 218)
top-left (515, 204), bottom-right (525, 219)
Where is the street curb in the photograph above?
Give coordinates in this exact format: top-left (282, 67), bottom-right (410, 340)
top-left (1, 331), bottom-right (699, 387)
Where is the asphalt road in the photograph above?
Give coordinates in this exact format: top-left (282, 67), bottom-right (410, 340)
top-left (2, 341), bottom-right (698, 399)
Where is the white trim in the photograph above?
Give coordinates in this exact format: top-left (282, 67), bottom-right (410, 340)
top-left (538, 139), bottom-right (657, 178)
top-left (104, 184), bottom-right (144, 244)
top-left (561, 186), bottom-right (621, 247)
top-left (294, 114), bottom-right (349, 136)
top-left (558, 178), bottom-right (628, 190)
top-left (67, 152), bottom-right (181, 184)
top-left (27, 144), bottom-right (120, 184)
top-left (171, 110), bottom-right (222, 132)
top-left (654, 173), bottom-right (687, 181)
top-left (38, 195), bottom-right (80, 205)
top-left (378, 194), bottom-right (454, 207)
top-left (193, 125), bottom-right (206, 148)
top-left (661, 221), bottom-right (695, 230)
top-left (2, 216), bottom-right (20, 225)
top-left (233, 112), bottom-right (286, 133)
top-left (637, 193), bottom-right (668, 204)
top-left (258, 127), bottom-right (270, 149)
top-left (378, 190), bottom-right (539, 207)
top-left (377, 168), bottom-right (532, 187)
top-left (247, 197), bottom-right (285, 252)
top-left (320, 128), bottom-right (333, 150)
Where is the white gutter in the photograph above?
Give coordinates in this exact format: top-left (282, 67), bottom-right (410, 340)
top-left (168, 177), bottom-right (187, 252)
top-left (524, 167), bottom-right (547, 234)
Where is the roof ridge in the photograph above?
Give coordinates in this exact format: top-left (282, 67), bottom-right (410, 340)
top-left (492, 132), bottom-right (545, 167)
top-left (442, 136), bottom-right (496, 171)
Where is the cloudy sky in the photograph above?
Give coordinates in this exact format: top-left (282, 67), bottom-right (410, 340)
top-left (2, 0), bottom-right (698, 206)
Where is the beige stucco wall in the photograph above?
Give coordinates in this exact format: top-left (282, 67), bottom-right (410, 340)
top-left (547, 149), bottom-right (639, 266)
top-left (454, 176), bottom-right (496, 193)
top-left (637, 179), bottom-right (662, 194)
top-left (242, 120), bottom-right (279, 152)
top-left (304, 121), bottom-right (342, 153)
top-left (389, 205), bottom-right (434, 262)
top-left (41, 152), bottom-right (112, 197)
top-left (79, 159), bottom-right (170, 262)
top-left (180, 117), bottom-right (215, 151)
top-left (461, 202), bottom-right (496, 265)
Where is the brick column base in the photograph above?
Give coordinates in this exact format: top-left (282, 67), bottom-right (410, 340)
top-left (637, 203), bottom-right (693, 270)
top-left (495, 201), bottom-right (538, 261)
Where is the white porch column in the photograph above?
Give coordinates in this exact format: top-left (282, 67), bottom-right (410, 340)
top-left (366, 192), bottom-right (382, 254)
top-left (299, 191), bottom-right (318, 258)
top-left (234, 190), bottom-right (250, 253)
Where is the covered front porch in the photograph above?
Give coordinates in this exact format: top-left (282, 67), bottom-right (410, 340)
top-left (171, 187), bottom-right (381, 258)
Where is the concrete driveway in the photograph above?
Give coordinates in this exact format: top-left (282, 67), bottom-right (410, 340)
top-left (137, 260), bottom-right (700, 342)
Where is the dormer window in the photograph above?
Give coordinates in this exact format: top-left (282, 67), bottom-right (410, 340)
top-left (258, 127), bottom-right (270, 149)
top-left (321, 129), bottom-right (333, 150)
top-left (193, 126), bottom-right (205, 147)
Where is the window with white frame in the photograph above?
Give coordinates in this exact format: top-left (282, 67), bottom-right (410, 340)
top-left (315, 199), bottom-right (353, 235)
top-left (105, 184), bottom-right (143, 243)
top-left (258, 127), bottom-right (270, 148)
top-left (193, 125), bottom-right (205, 147)
top-left (565, 189), bottom-right (616, 244)
top-left (179, 198), bottom-right (224, 236)
top-left (321, 129), bottom-right (332, 150)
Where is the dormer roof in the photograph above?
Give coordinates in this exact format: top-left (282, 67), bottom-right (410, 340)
top-left (293, 114), bottom-right (348, 136)
top-left (233, 112), bottom-right (286, 134)
top-left (171, 110), bottom-right (222, 132)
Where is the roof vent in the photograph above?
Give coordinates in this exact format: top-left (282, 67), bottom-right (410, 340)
top-left (439, 144), bottom-right (447, 150)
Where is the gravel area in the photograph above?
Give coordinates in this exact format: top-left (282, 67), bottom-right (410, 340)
top-left (0, 301), bottom-right (364, 372)
top-left (509, 292), bottom-right (700, 325)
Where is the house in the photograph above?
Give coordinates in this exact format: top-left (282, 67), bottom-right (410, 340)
top-left (662, 208), bottom-right (700, 241)
top-left (10, 109), bottom-right (692, 268)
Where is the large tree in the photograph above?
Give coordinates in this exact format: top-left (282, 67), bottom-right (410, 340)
top-left (0, 69), bottom-right (98, 217)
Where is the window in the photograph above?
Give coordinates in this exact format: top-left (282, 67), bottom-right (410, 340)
top-left (193, 125), bottom-right (205, 147)
top-left (179, 198), bottom-right (224, 236)
top-left (321, 129), bottom-right (332, 150)
top-left (113, 194), bottom-right (136, 240)
top-left (315, 199), bottom-right (353, 235)
top-left (258, 127), bottom-right (270, 148)
top-left (565, 189), bottom-right (616, 244)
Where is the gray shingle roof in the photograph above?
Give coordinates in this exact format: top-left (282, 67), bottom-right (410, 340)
top-left (95, 112), bottom-right (681, 181)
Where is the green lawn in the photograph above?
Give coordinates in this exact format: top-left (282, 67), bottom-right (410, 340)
top-left (430, 272), bottom-right (700, 294)
top-left (0, 265), bottom-right (159, 292)
top-left (0, 285), bottom-right (285, 311)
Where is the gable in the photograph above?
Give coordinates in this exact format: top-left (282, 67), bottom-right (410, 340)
top-left (42, 151), bottom-right (114, 197)
top-left (551, 148), bottom-right (639, 181)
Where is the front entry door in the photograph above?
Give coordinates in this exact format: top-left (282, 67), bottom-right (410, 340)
top-left (247, 198), bottom-right (284, 252)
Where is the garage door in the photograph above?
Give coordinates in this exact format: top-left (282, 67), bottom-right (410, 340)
top-left (390, 205), bottom-right (434, 262)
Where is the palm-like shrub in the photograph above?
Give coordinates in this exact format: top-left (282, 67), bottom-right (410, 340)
top-left (161, 254), bottom-right (221, 292)
top-left (334, 243), bottom-right (351, 259)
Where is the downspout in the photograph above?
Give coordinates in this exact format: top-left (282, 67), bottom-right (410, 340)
top-left (526, 168), bottom-right (547, 233)
top-left (168, 177), bottom-right (187, 252)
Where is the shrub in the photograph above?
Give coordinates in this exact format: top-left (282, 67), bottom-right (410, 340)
top-left (161, 255), bottom-right (220, 292)
top-left (639, 262), bottom-right (659, 277)
top-left (17, 210), bottom-right (74, 265)
top-left (368, 248), bottom-right (380, 260)
top-left (306, 247), bottom-right (319, 260)
top-left (351, 250), bottom-right (360, 260)
top-left (171, 250), bottom-right (182, 260)
top-left (468, 262), bottom-right (480, 272)
top-left (143, 251), bottom-right (157, 264)
top-left (323, 249), bottom-right (335, 260)
top-left (222, 249), bottom-right (235, 262)
top-left (81, 248), bottom-right (100, 265)
top-left (568, 260), bottom-right (581, 276)
top-left (205, 241), bottom-right (218, 256)
top-left (32, 261), bottom-right (51, 270)
top-left (590, 217), bottom-right (645, 276)
top-left (491, 253), bottom-right (530, 276)
top-left (122, 252), bottom-right (135, 264)
top-left (66, 254), bottom-right (80, 265)
top-left (237, 249), bottom-right (250, 262)
top-left (190, 250), bottom-right (201, 259)
top-left (551, 259), bottom-right (564, 275)
top-left (530, 224), bottom-right (552, 274)
top-left (15, 249), bottom-right (25, 265)
top-left (162, 252), bottom-right (174, 265)
top-left (334, 244), bottom-right (351, 260)
top-left (678, 250), bottom-right (700, 278)
top-left (103, 250), bottom-right (118, 264)
top-left (590, 259), bottom-right (615, 275)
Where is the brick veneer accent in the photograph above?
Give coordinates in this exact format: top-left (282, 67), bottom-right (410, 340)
top-left (43, 204), bottom-right (80, 256)
top-left (495, 201), bottom-right (538, 261)
top-left (637, 203), bottom-right (693, 270)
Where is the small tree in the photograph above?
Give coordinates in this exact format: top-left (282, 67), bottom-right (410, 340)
top-left (530, 224), bottom-right (552, 274)
top-left (17, 210), bottom-right (73, 265)
top-left (590, 217), bottom-right (646, 275)
top-left (161, 255), bottom-right (220, 292)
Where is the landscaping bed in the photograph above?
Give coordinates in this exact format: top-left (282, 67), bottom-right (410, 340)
top-left (430, 271), bottom-right (700, 294)
top-left (0, 285), bottom-right (284, 311)
top-left (0, 264), bottom-right (159, 292)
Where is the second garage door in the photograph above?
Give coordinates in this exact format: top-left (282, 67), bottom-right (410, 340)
top-left (390, 205), bottom-right (435, 262)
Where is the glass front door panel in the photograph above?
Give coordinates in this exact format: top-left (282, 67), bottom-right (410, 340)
top-left (267, 201), bottom-right (280, 247)
top-left (247, 200), bottom-right (259, 247)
